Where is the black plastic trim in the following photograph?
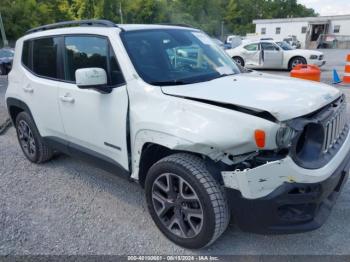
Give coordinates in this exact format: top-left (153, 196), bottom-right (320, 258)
top-left (43, 136), bottom-right (130, 178)
top-left (6, 98), bottom-right (34, 123)
top-left (104, 142), bottom-right (121, 151)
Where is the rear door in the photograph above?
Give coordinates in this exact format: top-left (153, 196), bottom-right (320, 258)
top-left (57, 35), bottom-right (130, 171)
top-left (20, 37), bottom-right (65, 138)
top-left (260, 42), bottom-right (283, 69)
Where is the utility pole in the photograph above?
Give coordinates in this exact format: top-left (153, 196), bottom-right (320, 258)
top-left (119, 1), bottom-right (124, 24)
top-left (221, 21), bottom-right (224, 42)
top-left (0, 12), bottom-right (8, 47)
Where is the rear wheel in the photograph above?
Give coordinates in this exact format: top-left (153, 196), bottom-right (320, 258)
top-left (289, 56), bottom-right (307, 70)
top-left (0, 64), bottom-right (4, 75)
top-left (15, 112), bottom-right (53, 163)
top-left (145, 153), bottom-right (230, 249)
top-left (232, 56), bottom-right (245, 67)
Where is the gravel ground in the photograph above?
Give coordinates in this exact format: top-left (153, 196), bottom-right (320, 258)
top-left (1, 50), bottom-right (350, 255)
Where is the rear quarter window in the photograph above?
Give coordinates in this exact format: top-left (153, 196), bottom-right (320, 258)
top-left (244, 44), bottom-right (259, 51)
top-left (32, 37), bottom-right (59, 79)
top-left (22, 41), bottom-right (31, 68)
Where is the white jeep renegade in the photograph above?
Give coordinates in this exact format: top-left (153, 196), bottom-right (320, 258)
top-left (5, 20), bottom-right (350, 249)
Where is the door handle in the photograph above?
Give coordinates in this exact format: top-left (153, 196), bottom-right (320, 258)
top-left (22, 85), bottom-right (34, 93)
top-left (60, 94), bottom-right (75, 103)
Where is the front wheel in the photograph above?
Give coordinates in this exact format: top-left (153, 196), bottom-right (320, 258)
top-left (232, 56), bottom-right (245, 67)
top-left (0, 64), bottom-right (4, 75)
top-left (145, 153), bottom-right (230, 249)
top-left (289, 57), bottom-right (307, 70)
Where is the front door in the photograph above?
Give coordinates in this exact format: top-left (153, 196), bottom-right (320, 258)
top-left (260, 42), bottom-right (283, 69)
top-left (58, 35), bottom-right (130, 171)
top-left (242, 43), bottom-right (262, 68)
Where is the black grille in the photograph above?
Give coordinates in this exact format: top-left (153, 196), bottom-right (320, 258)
top-left (323, 101), bottom-right (348, 152)
top-left (291, 95), bottom-right (349, 169)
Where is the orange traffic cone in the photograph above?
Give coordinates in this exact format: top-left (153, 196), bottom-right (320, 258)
top-left (343, 54), bottom-right (350, 83)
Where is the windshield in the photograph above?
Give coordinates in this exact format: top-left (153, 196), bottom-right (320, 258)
top-left (276, 41), bottom-right (294, 50)
top-left (121, 29), bottom-right (240, 86)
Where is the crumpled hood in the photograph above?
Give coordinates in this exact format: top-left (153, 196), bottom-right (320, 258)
top-left (161, 72), bottom-right (341, 121)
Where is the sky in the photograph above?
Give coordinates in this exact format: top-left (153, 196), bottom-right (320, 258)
top-left (298, 0), bottom-right (350, 16)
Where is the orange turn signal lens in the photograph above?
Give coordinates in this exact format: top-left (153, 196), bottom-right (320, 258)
top-left (254, 129), bottom-right (266, 148)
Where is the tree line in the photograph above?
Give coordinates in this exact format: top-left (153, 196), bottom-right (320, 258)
top-left (1, 0), bottom-right (317, 42)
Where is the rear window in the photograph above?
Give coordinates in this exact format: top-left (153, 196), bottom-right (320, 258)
top-left (32, 37), bottom-right (59, 79)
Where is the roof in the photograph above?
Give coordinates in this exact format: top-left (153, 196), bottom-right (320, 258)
top-left (253, 14), bottom-right (350, 24)
top-left (25, 20), bottom-right (196, 35)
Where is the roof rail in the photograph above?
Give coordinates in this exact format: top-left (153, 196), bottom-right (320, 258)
top-left (26, 19), bottom-right (121, 35)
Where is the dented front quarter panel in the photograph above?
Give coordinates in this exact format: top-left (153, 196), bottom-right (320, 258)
top-left (127, 78), bottom-right (280, 180)
top-left (222, 129), bottom-right (350, 199)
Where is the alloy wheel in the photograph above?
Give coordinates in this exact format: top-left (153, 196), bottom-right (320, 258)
top-left (17, 120), bottom-right (36, 157)
top-left (234, 58), bottom-right (242, 66)
top-left (151, 173), bottom-right (204, 238)
top-left (292, 58), bottom-right (304, 68)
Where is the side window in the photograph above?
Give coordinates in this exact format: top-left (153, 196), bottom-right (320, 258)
top-left (334, 25), bottom-right (340, 33)
top-left (261, 42), bottom-right (279, 51)
top-left (22, 41), bottom-right (31, 68)
top-left (276, 27), bottom-right (281, 34)
top-left (33, 37), bottom-right (59, 78)
top-left (64, 36), bottom-right (124, 86)
top-left (244, 44), bottom-right (259, 51)
top-left (301, 26), bottom-right (307, 34)
top-left (261, 28), bottom-right (266, 35)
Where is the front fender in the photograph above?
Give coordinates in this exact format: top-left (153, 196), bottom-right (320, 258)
top-left (130, 130), bottom-right (224, 180)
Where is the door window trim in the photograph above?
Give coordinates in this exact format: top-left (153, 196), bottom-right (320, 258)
top-left (21, 36), bottom-right (61, 82)
top-left (21, 33), bottom-right (126, 88)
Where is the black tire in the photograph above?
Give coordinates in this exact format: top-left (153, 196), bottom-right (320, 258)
top-left (0, 64), bottom-right (4, 75)
top-left (289, 56), bottom-right (307, 70)
top-left (232, 56), bottom-right (245, 67)
top-left (145, 153), bottom-right (230, 249)
top-left (15, 111), bottom-right (53, 163)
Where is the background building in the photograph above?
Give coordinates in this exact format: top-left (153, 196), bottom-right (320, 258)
top-left (253, 15), bottom-right (350, 49)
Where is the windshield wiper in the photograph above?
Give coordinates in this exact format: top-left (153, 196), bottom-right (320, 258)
top-left (149, 80), bottom-right (187, 86)
top-left (209, 72), bottom-right (236, 81)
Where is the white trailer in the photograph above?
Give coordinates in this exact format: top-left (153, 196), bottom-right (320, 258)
top-left (253, 14), bottom-right (350, 49)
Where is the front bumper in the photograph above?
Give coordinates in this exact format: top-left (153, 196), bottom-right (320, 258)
top-left (310, 60), bottom-right (326, 67)
top-left (222, 126), bottom-right (350, 199)
top-left (225, 147), bottom-right (350, 234)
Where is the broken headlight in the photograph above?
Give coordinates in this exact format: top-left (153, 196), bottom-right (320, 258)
top-left (276, 126), bottom-right (296, 148)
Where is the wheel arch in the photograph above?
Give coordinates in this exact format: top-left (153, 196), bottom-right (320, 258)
top-left (288, 55), bottom-right (307, 69)
top-left (6, 98), bottom-right (35, 125)
top-left (232, 56), bottom-right (245, 66)
top-left (137, 142), bottom-right (226, 188)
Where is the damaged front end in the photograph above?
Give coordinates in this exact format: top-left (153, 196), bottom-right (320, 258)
top-left (218, 95), bottom-right (350, 234)
top-left (221, 94), bottom-right (349, 199)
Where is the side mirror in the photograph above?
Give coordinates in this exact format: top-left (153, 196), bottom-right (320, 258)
top-left (75, 68), bottom-right (111, 94)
